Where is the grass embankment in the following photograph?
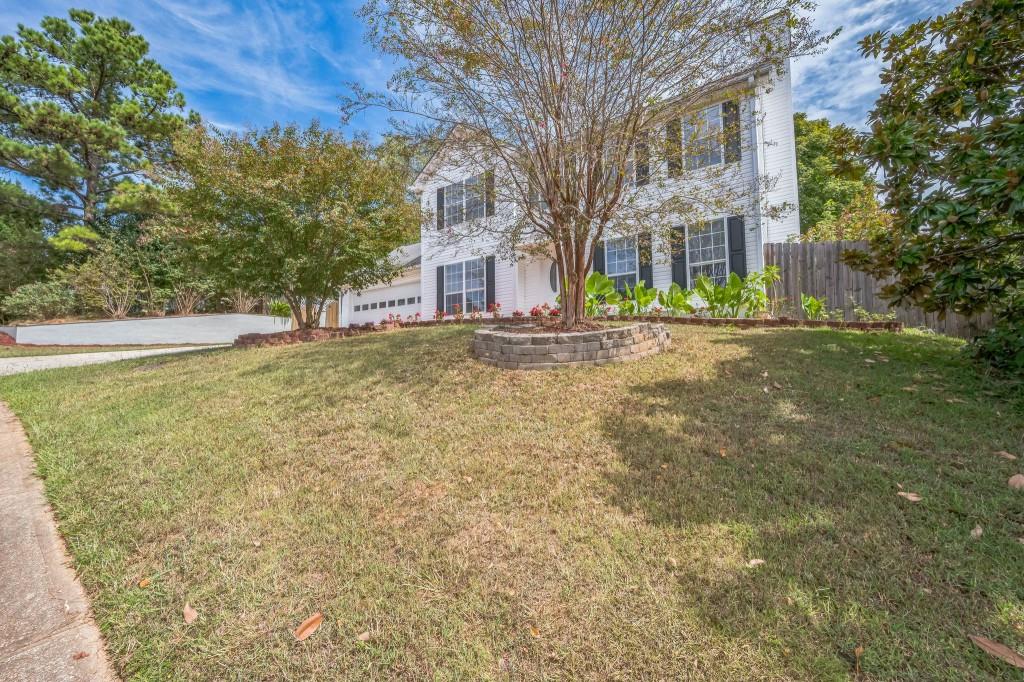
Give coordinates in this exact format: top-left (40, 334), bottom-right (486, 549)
top-left (1, 325), bottom-right (1021, 680)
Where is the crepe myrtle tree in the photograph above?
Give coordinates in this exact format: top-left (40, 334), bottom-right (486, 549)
top-left (350, 0), bottom-right (828, 327)
top-left (155, 122), bottom-right (420, 329)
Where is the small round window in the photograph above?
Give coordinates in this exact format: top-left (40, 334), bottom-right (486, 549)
top-left (548, 262), bottom-right (559, 293)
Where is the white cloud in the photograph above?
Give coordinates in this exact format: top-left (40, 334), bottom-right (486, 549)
top-left (792, 0), bottom-right (958, 129)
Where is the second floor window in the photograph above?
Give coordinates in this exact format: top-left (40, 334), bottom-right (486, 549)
top-left (685, 104), bottom-right (724, 170)
top-left (437, 171), bottom-right (495, 228)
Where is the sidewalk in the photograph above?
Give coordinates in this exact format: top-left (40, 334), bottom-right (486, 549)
top-left (0, 403), bottom-right (117, 681)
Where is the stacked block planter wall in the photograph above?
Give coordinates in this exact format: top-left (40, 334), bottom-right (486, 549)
top-left (471, 322), bottom-right (670, 370)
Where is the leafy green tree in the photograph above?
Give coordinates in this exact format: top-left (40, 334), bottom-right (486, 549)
top-left (157, 122), bottom-right (419, 328)
top-left (794, 112), bottom-right (878, 235)
top-left (0, 181), bottom-right (52, 297)
top-left (0, 9), bottom-right (190, 231)
top-left (846, 0), bottom-right (1023, 370)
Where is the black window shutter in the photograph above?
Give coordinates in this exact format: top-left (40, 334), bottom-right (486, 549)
top-left (436, 187), bottom-right (445, 229)
top-left (593, 242), bottom-right (605, 275)
top-left (723, 100), bottom-right (740, 164)
top-left (436, 265), bottom-right (445, 313)
top-left (727, 216), bottom-right (747, 278)
top-left (638, 233), bottom-right (653, 286)
top-left (671, 225), bottom-right (688, 288)
top-left (485, 256), bottom-right (496, 308)
top-left (484, 171), bottom-right (495, 217)
top-left (635, 134), bottom-right (649, 186)
top-left (665, 119), bottom-right (682, 177)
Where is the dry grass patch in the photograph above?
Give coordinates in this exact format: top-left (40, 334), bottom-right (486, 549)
top-left (0, 325), bottom-right (1022, 680)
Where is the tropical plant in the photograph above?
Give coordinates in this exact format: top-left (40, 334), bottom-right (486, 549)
top-left (583, 272), bottom-right (622, 317)
top-left (800, 293), bottom-right (828, 321)
top-left (657, 282), bottom-right (696, 316)
top-left (623, 281), bottom-right (658, 315)
top-left (1, 281), bottom-right (76, 321)
top-left (693, 273), bottom-right (745, 318)
top-left (740, 266), bottom-right (782, 316)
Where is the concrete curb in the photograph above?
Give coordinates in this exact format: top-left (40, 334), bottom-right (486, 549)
top-left (0, 403), bottom-right (118, 681)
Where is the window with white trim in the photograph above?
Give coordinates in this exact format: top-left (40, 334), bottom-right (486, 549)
top-left (442, 172), bottom-right (490, 227)
top-left (443, 257), bottom-right (487, 314)
top-left (684, 103), bottom-right (724, 170)
top-left (605, 237), bottom-right (638, 293)
top-left (687, 218), bottom-right (728, 287)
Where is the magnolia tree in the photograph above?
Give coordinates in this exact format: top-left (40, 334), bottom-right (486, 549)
top-left (156, 123), bottom-right (419, 328)
top-left (352, 0), bottom-right (827, 327)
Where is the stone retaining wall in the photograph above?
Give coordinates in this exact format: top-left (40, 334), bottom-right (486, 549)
top-left (471, 323), bottom-right (670, 370)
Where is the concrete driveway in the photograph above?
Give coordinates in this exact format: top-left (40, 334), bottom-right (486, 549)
top-left (0, 346), bottom-right (225, 377)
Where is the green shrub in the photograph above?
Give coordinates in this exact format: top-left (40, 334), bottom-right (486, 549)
top-left (1, 281), bottom-right (76, 321)
top-left (269, 301), bottom-right (291, 318)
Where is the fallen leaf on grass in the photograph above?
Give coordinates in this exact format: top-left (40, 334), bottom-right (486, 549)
top-left (719, 447), bottom-right (727, 458)
top-left (746, 559), bottom-right (765, 568)
top-left (138, 578), bottom-right (151, 588)
top-left (293, 612), bottom-right (323, 641)
top-left (1009, 474), bottom-right (1024, 491)
top-left (968, 635), bottom-right (1024, 669)
top-left (946, 398), bottom-right (967, 404)
top-left (666, 557), bottom-right (678, 570)
top-left (762, 386), bottom-right (770, 394)
top-left (996, 450), bottom-right (1017, 461)
top-left (971, 525), bottom-right (983, 539)
top-left (864, 358), bottom-right (876, 364)
top-left (72, 651), bottom-right (90, 661)
top-left (897, 491), bottom-right (922, 502)
top-left (901, 386), bottom-right (918, 392)
top-left (854, 645), bottom-right (864, 674)
top-left (183, 603), bottom-right (198, 624)
top-left (356, 631), bottom-right (371, 642)
top-left (529, 625), bottom-right (541, 638)
top-left (772, 382), bottom-right (783, 390)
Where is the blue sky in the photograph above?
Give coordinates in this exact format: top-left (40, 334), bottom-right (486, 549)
top-left (2, 0), bottom-right (958, 137)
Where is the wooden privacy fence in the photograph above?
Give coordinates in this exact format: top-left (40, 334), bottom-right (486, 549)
top-left (763, 241), bottom-right (992, 339)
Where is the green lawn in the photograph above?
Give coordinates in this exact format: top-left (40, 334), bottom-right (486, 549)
top-left (1, 325), bottom-right (1022, 680)
top-left (0, 344), bottom-right (177, 357)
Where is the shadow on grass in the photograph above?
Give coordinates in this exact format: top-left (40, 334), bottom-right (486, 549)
top-left (599, 328), bottom-right (1024, 677)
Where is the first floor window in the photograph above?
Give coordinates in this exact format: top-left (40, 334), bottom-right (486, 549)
top-left (444, 257), bottom-right (487, 314)
top-left (687, 218), bottom-right (728, 287)
top-left (605, 237), bottom-right (638, 293)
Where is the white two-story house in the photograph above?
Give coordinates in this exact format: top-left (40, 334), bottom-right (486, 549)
top-left (342, 59), bottom-right (800, 326)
